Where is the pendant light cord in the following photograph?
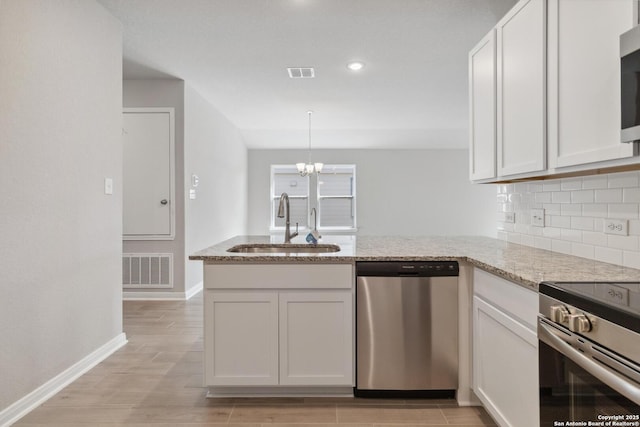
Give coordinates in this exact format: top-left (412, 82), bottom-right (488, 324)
top-left (307, 110), bottom-right (312, 164)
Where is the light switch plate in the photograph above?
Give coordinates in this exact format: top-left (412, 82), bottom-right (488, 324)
top-left (104, 178), bottom-right (113, 195)
top-left (189, 189), bottom-right (196, 200)
top-left (531, 209), bottom-right (544, 227)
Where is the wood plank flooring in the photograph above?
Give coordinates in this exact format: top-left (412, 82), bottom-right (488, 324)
top-left (15, 293), bottom-right (496, 426)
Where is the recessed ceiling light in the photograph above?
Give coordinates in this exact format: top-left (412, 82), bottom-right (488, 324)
top-left (347, 61), bottom-right (364, 71)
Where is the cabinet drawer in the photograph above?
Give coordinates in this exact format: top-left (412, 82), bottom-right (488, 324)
top-left (205, 263), bottom-right (354, 290)
top-left (473, 268), bottom-right (537, 330)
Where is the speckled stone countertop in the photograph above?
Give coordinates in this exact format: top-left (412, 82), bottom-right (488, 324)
top-left (189, 235), bottom-right (640, 291)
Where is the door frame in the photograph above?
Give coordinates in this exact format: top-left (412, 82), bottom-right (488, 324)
top-left (122, 107), bottom-right (176, 241)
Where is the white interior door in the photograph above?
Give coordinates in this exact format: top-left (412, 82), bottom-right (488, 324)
top-left (123, 108), bottom-right (174, 239)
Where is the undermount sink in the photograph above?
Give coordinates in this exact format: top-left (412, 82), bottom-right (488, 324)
top-left (227, 243), bottom-right (341, 254)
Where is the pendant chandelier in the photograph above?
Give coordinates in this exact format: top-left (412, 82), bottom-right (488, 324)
top-left (296, 110), bottom-right (323, 176)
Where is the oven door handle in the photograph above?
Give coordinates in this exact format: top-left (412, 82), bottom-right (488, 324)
top-left (538, 319), bottom-right (640, 406)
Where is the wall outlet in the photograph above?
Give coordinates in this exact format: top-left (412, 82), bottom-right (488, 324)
top-left (601, 283), bottom-right (629, 306)
top-left (604, 219), bottom-right (628, 236)
top-left (504, 212), bottom-right (515, 223)
top-left (531, 209), bottom-right (545, 227)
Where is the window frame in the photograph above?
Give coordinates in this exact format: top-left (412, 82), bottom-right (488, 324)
top-left (269, 164), bottom-right (357, 233)
top-left (269, 165), bottom-right (310, 233)
top-left (316, 164), bottom-right (357, 232)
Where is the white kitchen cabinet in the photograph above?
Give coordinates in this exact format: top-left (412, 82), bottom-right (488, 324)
top-left (496, 0), bottom-right (546, 177)
top-left (205, 291), bottom-right (279, 386)
top-left (469, 29), bottom-right (497, 181)
top-left (279, 291), bottom-right (353, 386)
top-left (472, 268), bottom-right (538, 427)
top-left (203, 263), bottom-right (354, 392)
top-left (548, 0), bottom-right (636, 168)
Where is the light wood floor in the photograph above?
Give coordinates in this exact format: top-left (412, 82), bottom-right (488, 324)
top-left (15, 292), bottom-right (496, 426)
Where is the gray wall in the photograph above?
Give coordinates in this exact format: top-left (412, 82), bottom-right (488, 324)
top-left (248, 149), bottom-right (496, 237)
top-left (123, 80), bottom-right (248, 295)
top-left (184, 84), bottom-right (248, 292)
top-left (0, 0), bottom-right (123, 411)
top-left (123, 79), bottom-right (187, 293)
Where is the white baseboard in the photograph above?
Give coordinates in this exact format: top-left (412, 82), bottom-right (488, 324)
top-left (123, 281), bottom-right (203, 301)
top-left (185, 281), bottom-right (203, 300)
top-left (0, 333), bottom-right (127, 427)
top-left (207, 386), bottom-right (354, 398)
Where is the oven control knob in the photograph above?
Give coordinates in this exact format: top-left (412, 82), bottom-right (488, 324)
top-left (550, 305), bottom-right (570, 323)
top-left (568, 313), bottom-right (592, 333)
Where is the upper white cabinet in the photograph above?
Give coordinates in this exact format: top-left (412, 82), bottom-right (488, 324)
top-left (548, 0), bottom-right (636, 168)
top-left (496, 0), bottom-right (546, 177)
top-left (469, 0), bottom-right (639, 182)
top-left (469, 30), bottom-right (497, 181)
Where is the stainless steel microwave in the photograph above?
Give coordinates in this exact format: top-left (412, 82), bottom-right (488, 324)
top-left (621, 25), bottom-right (640, 143)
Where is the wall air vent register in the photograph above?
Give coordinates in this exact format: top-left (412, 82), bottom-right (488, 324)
top-left (287, 67), bottom-right (315, 78)
top-left (122, 253), bottom-right (173, 289)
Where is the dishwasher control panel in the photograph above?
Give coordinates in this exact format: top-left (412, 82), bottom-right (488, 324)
top-left (356, 261), bottom-right (459, 277)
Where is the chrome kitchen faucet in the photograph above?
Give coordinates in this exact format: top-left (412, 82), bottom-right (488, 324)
top-left (277, 192), bottom-right (298, 244)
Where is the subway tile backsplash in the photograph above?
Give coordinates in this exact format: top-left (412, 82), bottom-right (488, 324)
top-left (497, 171), bottom-right (640, 269)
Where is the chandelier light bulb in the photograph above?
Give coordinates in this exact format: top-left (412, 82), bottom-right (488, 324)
top-left (296, 111), bottom-right (322, 177)
top-left (347, 61), bottom-right (364, 71)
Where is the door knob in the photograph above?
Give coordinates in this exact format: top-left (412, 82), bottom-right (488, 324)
top-left (160, 199), bottom-right (168, 205)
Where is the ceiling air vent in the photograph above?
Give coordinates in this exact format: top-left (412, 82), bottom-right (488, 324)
top-left (287, 67), bottom-right (315, 79)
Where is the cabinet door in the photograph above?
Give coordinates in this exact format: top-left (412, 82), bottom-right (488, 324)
top-left (548, 0), bottom-right (635, 168)
top-left (204, 291), bottom-right (279, 386)
top-left (496, 0), bottom-right (546, 177)
top-left (473, 296), bottom-right (538, 427)
top-left (279, 291), bottom-right (353, 386)
top-left (469, 29), bottom-right (497, 181)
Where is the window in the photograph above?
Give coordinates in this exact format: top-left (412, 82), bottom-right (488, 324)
top-left (270, 164), bottom-right (356, 232)
top-left (317, 165), bottom-right (356, 230)
top-left (270, 165), bottom-right (309, 230)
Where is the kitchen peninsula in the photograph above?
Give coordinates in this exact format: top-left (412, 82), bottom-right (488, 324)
top-left (190, 235), bottom-right (640, 289)
top-left (190, 235), bottom-right (640, 423)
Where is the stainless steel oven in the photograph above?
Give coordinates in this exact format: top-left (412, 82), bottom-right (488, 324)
top-left (538, 282), bottom-right (640, 426)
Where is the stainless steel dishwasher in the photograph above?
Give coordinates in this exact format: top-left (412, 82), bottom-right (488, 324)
top-left (355, 261), bottom-right (459, 398)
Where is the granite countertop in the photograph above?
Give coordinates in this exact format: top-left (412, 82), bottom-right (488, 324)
top-left (189, 235), bottom-right (640, 290)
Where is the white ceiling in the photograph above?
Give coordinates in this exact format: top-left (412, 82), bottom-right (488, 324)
top-left (98, 0), bottom-right (517, 149)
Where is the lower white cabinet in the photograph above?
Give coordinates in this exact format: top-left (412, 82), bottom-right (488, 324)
top-left (472, 268), bottom-right (538, 427)
top-left (206, 291), bottom-right (279, 386)
top-left (279, 291), bottom-right (353, 386)
top-left (203, 263), bottom-right (354, 390)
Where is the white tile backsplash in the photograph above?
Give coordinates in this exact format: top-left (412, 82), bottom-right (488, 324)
top-left (608, 171), bottom-right (639, 188)
top-left (497, 171), bottom-right (640, 268)
top-left (608, 203), bottom-right (639, 219)
top-left (571, 190), bottom-right (594, 203)
top-left (552, 191), bottom-right (572, 204)
top-left (595, 188), bottom-right (623, 203)
top-left (582, 175), bottom-right (608, 189)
